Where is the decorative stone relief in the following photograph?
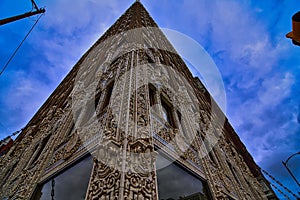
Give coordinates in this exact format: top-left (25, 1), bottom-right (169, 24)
top-left (86, 160), bottom-right (121, 200)
top-left (0, 2), bottom-right (272, 200)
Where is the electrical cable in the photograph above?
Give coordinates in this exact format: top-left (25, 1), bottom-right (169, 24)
top-left (270, 182), bottom-right (292, 200)
top-left (261, 168), bottom-right (299, 199)
top-left (0, 128), bottom-right (23, 143)
top-left (0, 13), bottom-right (43, 76)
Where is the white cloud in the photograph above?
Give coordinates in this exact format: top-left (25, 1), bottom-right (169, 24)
top-left (0, 70), bottom-right (52, 134)
top-left (178, 4), bottom-right (298, 196)
top-left (258, 72), bottom-right (294, 107)
top-left (41, 0), bottom-right (124, 36)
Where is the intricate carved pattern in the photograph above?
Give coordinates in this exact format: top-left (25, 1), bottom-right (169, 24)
top-left (124, 171), bottom-right (157, 200)
top-left (48, 133), bottom-right (82, 167)
top-left (183, 147), bottom-right (202, 167)
top-left (151, 113), bottom-right (176, 145)
top-left (0, 2), bottom-right (271, 200)
top-left (87, 141), bottom-right (123, 200)
top-left (0, 106), bottom-right (68, 199)
top-left (87, 160), bottom-right (121, 200)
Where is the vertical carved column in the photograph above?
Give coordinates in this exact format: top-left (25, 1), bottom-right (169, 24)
top-left (86, 143), bottom-right (122, 200)
top-left (86, 49), bottom-right (157, 200)
top-left (85, 53), bottom-right (130, 200)
top-left (121, 51), bottom-right (157, 200)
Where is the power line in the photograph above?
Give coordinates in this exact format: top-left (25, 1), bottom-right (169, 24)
top-left (0, 0), bottom-right (45, 26)
top-left (0, 128), bottom-right (23, 143)
top-left (261, 168), bottom-right (299, 199)
top-left (0, 13), bottom-right (44, 76)
top-left (270, 182), bottom-right (292, 200)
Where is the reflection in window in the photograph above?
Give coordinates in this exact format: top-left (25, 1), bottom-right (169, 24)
top-left (161, 103), bottom-right (169, 122)
top-left (102, 81), bottom-right (114, 109)
top-left (95, 91), bottom-right (101, 110)
top-left (32, 155), bottom-right (93, 200)
top-left (156, 153), bottom-right (212, 200)
top-left (227, 161), bottom-right (241, 184)
top-left (149, 84), bottom-right (156, 107)
top-left (201, 135), bottom-right (217, 165)
top-left (30, 134), bottom-right (51, 166)
top-left (161, 96), bottom-right (175, 127)
top-left (177, 111), bottom-right (189, 141)
top-left (66, 123), bottom-right (75, 138)
top-left (146, 51), bottom-right (155, 64)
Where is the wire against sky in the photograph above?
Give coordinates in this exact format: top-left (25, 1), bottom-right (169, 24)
top-left (0, 14), bottom-right (44, 76)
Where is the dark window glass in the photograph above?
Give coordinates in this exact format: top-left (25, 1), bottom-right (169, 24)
top-left (161, 97), bottom-right (175, 127)
top-left (95, 91), bottom-right (102, 117)
top-left (161, 105), bottom-right (168, 121)
top-left (156, 154), bottom-right (212, 200)
top-left (30, 134), bottom-right (51, 165)
top-left (201, 135), bottom-right (217, 165)
top-left (149, 85), bottom-right (156, 107)
top-left (62, 101), bottom-right (68, 109)
top-left (228, 196), bottom-right (235, 200)
top-left (208, 151), bottom-right (217, 165)
top-left (102, 82), bottom-right (114, 109)
top-left (146, 52), bottom-right (155, 63)
top-left (95, 91), bottom-right (101, 110)
top-left (227, 161), bottom-right (240, 184)
top-left (177, 111), bottom-right (182, 122)
top-left (177, 111), bottom-right (189, 140)
top-left (32, 155), bottom-right (93, 200)
top-left (66, 123), bottom-right (75, 138)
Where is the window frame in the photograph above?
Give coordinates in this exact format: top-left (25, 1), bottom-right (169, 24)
top-left (101, 81), bottom-right (114, 110)
top-left (160, 95), bottom-right (176, 128)
top-left (155, 150), bottom-right (213, 200)
top-left (31, 154), bottom-right (93, 200)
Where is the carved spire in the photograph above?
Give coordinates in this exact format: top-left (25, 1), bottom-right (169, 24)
top-left (98, 0), bottom-right (158, 43)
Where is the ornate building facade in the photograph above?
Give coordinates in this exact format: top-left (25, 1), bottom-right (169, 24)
top-left (0, 1), bottom-right (277, 200)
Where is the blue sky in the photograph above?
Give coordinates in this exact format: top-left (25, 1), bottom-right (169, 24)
top-left (1, 0), bottom-right (300, 198)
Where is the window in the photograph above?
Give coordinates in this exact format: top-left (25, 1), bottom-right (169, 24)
top-left (94, 91), bottom-right (101, 109)
top-left (177, 111), bottom-right (189, 140)
top-left (146, 51), bottom-right (155, 64)
top-left (102, 81), bottom-right (114, 109)
top-left (156, 153), bottom-right (212, 200)
top-left (62, 101), bottom-right (68, 109)
top-left (227, 196), bottom-right (236, 200)
top-left (177, 111), bottom-right (182, 122)
top-left (208, 150), bottom-right (217, 166)
top-left (94, 91), bottom-right (102, 117)
top-left (161, 96), bottom-right (175, 127)
top-left (32, 155), bottom-right (93, 200)
top-left (201, 135), bottom-right (217, 165)
top-left (66, 123), bottom-right (75, 138)
top-left (148, 84), bottom-right (156, 107)
top-left (30, 134), bottom-right (51, 166)
top-left (227, 161), bottom-right (241, 184)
